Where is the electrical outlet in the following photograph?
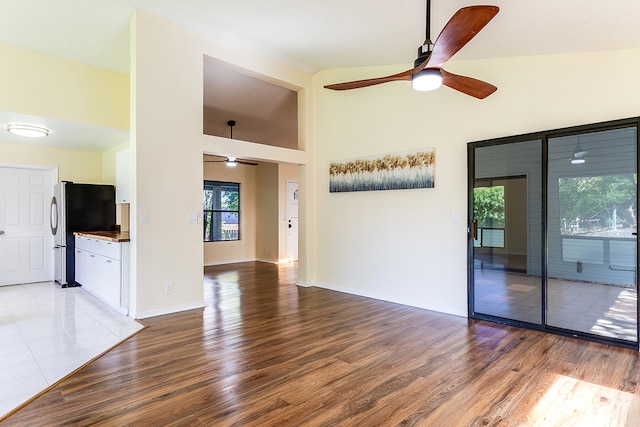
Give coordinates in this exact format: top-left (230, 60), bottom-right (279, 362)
top-left (165, 282), bottom-right (173, 294)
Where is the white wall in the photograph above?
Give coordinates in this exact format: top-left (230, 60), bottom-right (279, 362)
top-left (312, 50), bottom-right (640, 317)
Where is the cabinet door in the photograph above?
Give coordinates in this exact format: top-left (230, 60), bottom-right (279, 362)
top-left (92, 239), bottom-right (120, 260)
top-left (75, 248), bottom-right (87, 286)
top-left (116, 149), bottom-right (130, 203)
top-left (83, 252), bottom-right (100, 294)
top-left (100, 256), bottom-right (121, 307)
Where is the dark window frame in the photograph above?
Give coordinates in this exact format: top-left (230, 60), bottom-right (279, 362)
top-left (203, 180), bottom-right (240, 242)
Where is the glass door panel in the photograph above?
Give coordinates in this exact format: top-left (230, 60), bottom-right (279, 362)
top-left (547, 127), bottom-right (637, 342)
top-left (471, 140), bottom-right (543, 324)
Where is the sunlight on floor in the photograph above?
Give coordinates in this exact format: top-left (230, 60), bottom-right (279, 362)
top-left (527, 374), bottom-right (640, 426)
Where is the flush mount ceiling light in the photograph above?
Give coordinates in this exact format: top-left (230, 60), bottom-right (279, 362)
top-left (6, 124), bottom-right (49, 138)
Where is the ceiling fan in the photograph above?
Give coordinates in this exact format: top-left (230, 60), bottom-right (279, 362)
top-left (324, 1), bottom-right (499, 99)
top-left (204, 120), bottom-right (259, 166)
top-left (570, 140), bottom-right (589, 164)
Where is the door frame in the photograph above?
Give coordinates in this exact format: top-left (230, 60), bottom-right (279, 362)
top-left (467, 117), bottom-right (640, 349)
top-left (285, 179), bottom-right (298, 261)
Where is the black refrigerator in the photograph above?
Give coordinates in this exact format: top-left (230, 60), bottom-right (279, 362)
top-left (50, 181), bottom-right (116, 287)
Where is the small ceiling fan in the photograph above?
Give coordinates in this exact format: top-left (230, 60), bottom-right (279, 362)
top-left (324, 1), bottom-right (499, 99)
top-left (204, 120), bottom-right (259, 166)
top-left (570, 140), bottom-right (589, 164)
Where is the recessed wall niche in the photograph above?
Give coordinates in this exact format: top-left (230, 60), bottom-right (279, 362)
top-left (203, 55), bottom-right (298, 150)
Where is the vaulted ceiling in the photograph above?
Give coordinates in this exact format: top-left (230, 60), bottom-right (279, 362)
top-left (2, 0), bottom-right (639, 150)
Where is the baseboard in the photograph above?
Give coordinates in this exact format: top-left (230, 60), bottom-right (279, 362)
top-left (255, 258), bottom-right (279, 264)
top-left (308, 281), bottom-right (468, 318)
top-left (133, 301), bottom-right (206, 319)
top-left (205, 258), bottom-right (296, 266)
top-left (204, 258), bottom-right (255, 267)
top-left (296, 280), bottom-right (313, 287)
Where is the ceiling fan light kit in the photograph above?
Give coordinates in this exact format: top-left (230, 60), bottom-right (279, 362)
top-left (570, 140), bottom-right (588, 164)
top-left (324, 2), bottom-right (499, 99)
top-left (412, 69), bottom-right (443, 91)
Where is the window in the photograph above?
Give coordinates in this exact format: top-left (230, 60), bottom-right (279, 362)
top-left (203, 181), bottom-right (240, 242)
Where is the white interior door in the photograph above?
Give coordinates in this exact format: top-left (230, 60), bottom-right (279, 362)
top-left (0, 166), bottom-right (54, 286)
top-left (286, 180), bottom-right (298, 261)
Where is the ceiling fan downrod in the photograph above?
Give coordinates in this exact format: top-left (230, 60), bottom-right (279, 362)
top-left (415, 0), bottom-right (434, 66)
top-left (227, 120), bottom-right (236, 139)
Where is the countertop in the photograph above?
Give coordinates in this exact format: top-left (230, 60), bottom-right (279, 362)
top-left (74, 231), bottom-right (130, 242)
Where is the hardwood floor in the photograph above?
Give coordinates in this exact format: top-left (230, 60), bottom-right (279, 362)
top-left (4, 261), bottom-right (640, 426)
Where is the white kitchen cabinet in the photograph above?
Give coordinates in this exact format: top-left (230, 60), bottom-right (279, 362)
top-left (75, 235), bottom-right (130, 314)
top-left (116, 149), bottom-right (130, 204)
top-left (75, 248), bottom-right (88, 286)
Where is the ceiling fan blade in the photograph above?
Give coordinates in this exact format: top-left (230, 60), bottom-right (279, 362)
top-left (427, 6), bottom-right (499, 69)
top-left (204, 160), bottom-right (226, 163)
top-left (324, 59), bottom-right (428, 91)
top-left (237, 160), bottom-right (259, 166)
top-left (441, 69), bottom-right (497, 99)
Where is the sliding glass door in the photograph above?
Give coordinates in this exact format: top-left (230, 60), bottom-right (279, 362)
top-left (546, 127), bottom-right (637, 342)
top-left (470, 140), bottom-right (543, 325)
top-left (469, 120), bottom-right (639, 348)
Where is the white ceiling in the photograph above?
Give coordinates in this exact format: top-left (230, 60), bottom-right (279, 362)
top-left (2, 0), bottom-right (640, 150)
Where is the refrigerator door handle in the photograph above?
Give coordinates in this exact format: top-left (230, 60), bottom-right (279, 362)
top-left (50, 196), bottom-right (58, 236)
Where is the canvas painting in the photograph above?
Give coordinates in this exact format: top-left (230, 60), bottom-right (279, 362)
top-left (329, 149), bottom-right (435, 193)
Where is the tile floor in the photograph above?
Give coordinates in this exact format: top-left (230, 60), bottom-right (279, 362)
top-left (474, 268), bottom-right (638, 342)
top-left (0, 281), bottom-right (144, 418)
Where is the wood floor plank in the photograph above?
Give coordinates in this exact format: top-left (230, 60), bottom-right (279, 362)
top-left (3, 261), bottom-right (640, 426)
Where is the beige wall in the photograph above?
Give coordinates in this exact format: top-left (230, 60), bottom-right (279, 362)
top-left (312, 49), bottom-right (640, 316)
top-left (0, 141), bottom-right (104, 183)
top-left (256, 163), bottom-right (279, 262)
top-left (0, 43), bottom-right (129, 129)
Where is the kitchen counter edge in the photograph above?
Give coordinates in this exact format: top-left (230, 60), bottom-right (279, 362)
top-left (74, 231), bottom-right (131, 242)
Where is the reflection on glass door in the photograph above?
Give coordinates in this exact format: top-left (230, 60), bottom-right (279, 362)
top-left (547, 127), bottom-right (637, 342)
top-left (471, 140), bottom-right (542, 324)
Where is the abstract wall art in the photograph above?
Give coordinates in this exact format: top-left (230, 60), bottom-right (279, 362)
top-left (329, 149), bottom-right (435, 193)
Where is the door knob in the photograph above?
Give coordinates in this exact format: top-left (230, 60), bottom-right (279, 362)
top-left (0, 230), bottom-right (4, 235)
